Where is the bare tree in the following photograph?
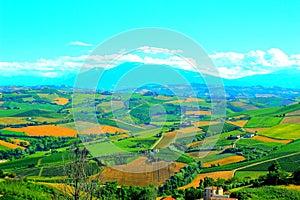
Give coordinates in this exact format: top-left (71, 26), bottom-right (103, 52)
top-left (60, 146), bottom-right (103, 200)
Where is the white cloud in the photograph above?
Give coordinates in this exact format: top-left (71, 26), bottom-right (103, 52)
top-left (209, 48), bottom-right (300, 79)
top-left (1, 47), bottom-right (300, 79)
top-left (69, 41), bottom-right (93, 47)
top-left (137, 46), bottom-right (183, 55)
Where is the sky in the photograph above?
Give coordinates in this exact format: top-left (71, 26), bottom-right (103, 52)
top-left (0, 0), bottom-right (300, 79)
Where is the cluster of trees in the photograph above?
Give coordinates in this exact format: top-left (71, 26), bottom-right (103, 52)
top-left (0, 137), bottom-right (75, 160)
top-left (224, 146), bottom-right (270, 161)
top-left (158, 161), bottom-right (202, 193)
top-left (253, 160), bottom-right (300, 186)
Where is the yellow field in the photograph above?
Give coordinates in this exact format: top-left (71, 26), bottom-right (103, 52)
top-left (227, 120), bottom-right (248, 127)
top-left (192, 121), bottom-right (220, 127)
top-left (154, 95), bottom-right (172, 100)
top-left (4, 125), bottom-right (77, 137)
top-left (280, 185), bottom-right (300, 190)
top-left (202, 155), bottom-right (246, 168)
top-left (80, 125), bottom-right (129, 134)
top-left (179, 171), bottom-right (234, 189)
top-left (101, 157), bottom-right (185, 186)
top-left (244, 127), bottom-right (271, 133)
top-left (186, 110), bottom-right (211, 115)
top-left (164, 99), bottom-right (184, 104)
top-left (0, 117), bottom-right (29, 125)
top-left (53, 97), bottom-right (69, 105)
top-left (253, 135), bottom-right (292, 144)
top-left (38, 182), bottom-right (74, 195)
top-left (185, 97), bottom-right (205, 103)
top-left (0, 140), bottom-right (25, 150)
top-left (155, 127), bottom-right (200, 148)
top-left (281, 116), bottom-right (300, 124)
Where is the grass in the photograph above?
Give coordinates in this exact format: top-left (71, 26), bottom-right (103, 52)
top-left (271, 139), bottom-right (300, 155)
top-left (0, 130), bottom-right (27, 136)
top-left (0, 144), bottom-right (9, 150)
top-left (229, 103), bottom-right (300, 117)
top-left (85, 141), bottom-right (125, 156)
top-left (114, 138), bottom-right (157, 152)
top-left (259, 124), bottom-right (300, 140)
top-left (245, 117), bottom-right (283, 128)
top-left (234, 171), bottom-right (268, 179)
top-left (0, 156), bottom-right (42, 170)
top-left (237, 138), bottom-right (282, 151)
top-left (239, 153), bottom-right (300, 172)
top-left (40, 151), bottom-right (70, 166)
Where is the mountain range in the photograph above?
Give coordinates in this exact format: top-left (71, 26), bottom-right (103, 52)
top-left (1, 62), bottom-right (300, 90)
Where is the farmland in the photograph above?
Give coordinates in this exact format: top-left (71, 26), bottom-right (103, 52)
top-left (259, 124), bottom-right (300, 140)
top-left (0, 86), bottom-right (299, 198)
top-left (4, 125), bottom-right (77, 137)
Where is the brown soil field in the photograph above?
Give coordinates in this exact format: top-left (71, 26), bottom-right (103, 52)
top-left (155, 127), bottom-right (200, 148)
top-left (187, 150), bottom-right (219, 160)
top-left (53, 97), bottom-right (69, 105)
top-left (101, 157), bottom-right (185, 186)
top-left (231, 102), bottom-right (258, 110)
top-left (202, 155), bottom-right (245, 168)
top-left (179, 171), bottom-right (234, 189)
top-left (281, 116), bottom-right (300, 124)
top-left (253, 135), bottom-right (292, 144)
top-left (80, 125), bottom-right (129, 134)
top-left (244, 127), bottom-right (271, 133)
top-left (4, 125), bottom-right (77, 137)
top-left (186, 110), bottom-right (211, 115)
top-left (227, 120), bottom-right (248, 127)
top-left (286, 109), bottom-right (300, 116)
top-left (0, 140), bottom-right (25, 150)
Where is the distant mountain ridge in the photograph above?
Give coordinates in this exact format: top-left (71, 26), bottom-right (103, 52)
top-left (1, 62), bottom-right (300, 90)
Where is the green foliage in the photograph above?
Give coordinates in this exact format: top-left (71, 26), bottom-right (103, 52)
top-left (231, 186), bottom-right (300, 200)
top-left (0, 180), bottom-right (61, 200)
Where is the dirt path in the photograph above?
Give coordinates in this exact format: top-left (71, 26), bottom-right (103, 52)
top-left (151, 135), bottom-right (164, 149)
top-left (232, 151), bottom-right (300, 176)
top-left (37, 158), bottom-right (42, 167)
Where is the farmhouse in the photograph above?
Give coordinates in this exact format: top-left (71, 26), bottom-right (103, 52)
top-left (204, 186), bottom-right (238, 200)
top-left (244, 133), bottom-right (255, 138)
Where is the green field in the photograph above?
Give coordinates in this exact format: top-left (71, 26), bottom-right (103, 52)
top-left (234, 171), bottom-right (268, 179)
top-left (245, 117), bottom-right (283, 128)
top-left (239, 153), bottom-right (300, 172)
top-left (85, 141), bottom-right (125, 156)
top-left (259, 124), bottom-right (300, 140)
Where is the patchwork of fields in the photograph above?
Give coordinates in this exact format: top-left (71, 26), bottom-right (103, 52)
top-left (0, 88), bottom-right (300, 191)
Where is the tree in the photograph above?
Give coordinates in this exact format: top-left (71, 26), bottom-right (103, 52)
top-left (293, 167), bottom-right (300, 184)
top-left (266, 161), bottom-right (289, 185)
top-left (61, 146), bottom-right (103, 200)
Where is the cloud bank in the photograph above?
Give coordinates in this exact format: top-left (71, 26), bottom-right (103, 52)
top-left (0, 46), bottom-right (299, 79)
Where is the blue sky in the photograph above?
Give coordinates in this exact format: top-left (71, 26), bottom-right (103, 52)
top-left (0, 0), bottom-right (300, 79)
